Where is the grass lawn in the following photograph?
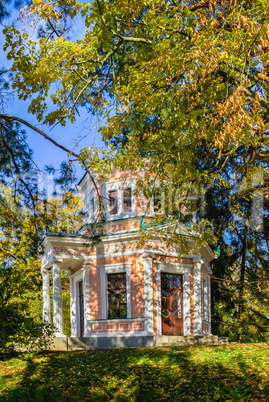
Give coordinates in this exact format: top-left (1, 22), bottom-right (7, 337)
top-left (0, 343), bottom-right (269, 401)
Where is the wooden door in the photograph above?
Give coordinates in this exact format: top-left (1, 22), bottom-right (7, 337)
top-left (161, 273), bottom-right (183, 335)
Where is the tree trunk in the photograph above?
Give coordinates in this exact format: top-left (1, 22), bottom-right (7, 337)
top-left (237, 226), bottom-right (247, 343)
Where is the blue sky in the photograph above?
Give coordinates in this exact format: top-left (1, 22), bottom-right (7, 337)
top-left (9, 98), bottom-right (105, 194)
top-left (5, 83), bottom-right (105, 193)
top-left (8, 96), bottom-right (105, 175)
top-left (0, 15), bottom-right (105, 192)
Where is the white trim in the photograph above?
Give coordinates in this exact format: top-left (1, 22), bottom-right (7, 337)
top-left (100, 263), bottom-right (131, 320)
top-left (193, 260), bottom-right (203, 334)
top-left (156, 262), bottom-right (191, 336)
top-left (83, 265), bottom-right (91, 336)
top-left (69, 274), bottom-right (76, 337)
top-left (44, 249), bottom-right (193, 264)
top-left (42, 230), bottom-right (188, 249)
top-left (89, 317), bottom-right (145, 323)
top-left (83, 189), bottom-right (96, 224)
top-left (101, 177), bottom-right (137, 221)
top-left (52, 260), bottom-right (64, 336)
top-left (83, 331), bottom-right (149, 338)
top-left (208, 275), bottom-right (211, 333)
top-left (73, 270), bottom-right (83, 337)
top-left (42, 269), bottom-right (51, 323)
top-left (143, 256), bottom-right (154, 334)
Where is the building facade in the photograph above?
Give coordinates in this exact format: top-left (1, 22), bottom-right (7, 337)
top-left (40, 169), bottom-right (216, 349)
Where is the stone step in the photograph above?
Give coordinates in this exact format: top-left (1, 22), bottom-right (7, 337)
top-left (156, 335), bottom-right (228, 347)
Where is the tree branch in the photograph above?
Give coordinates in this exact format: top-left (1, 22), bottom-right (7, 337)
top-left (189, 0), bottom-right (210, 12)
top-left (0, 114), bottom-right (79, 158)
top-left (0, 113), bottom-right (106, 222)
top-left (117, 35), bottom-right (152, 45)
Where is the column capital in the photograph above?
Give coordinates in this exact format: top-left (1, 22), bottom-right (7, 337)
top-left (193, 257), bottom-right (203, 265)
top-left (51, 256), bottom-right (63, 265)
top-left (142, 251), bottom-right (156, 260)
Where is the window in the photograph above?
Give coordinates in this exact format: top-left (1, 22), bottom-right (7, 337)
top-left (153, 189), bottom-right (162, 212)
top-left (107, 273), bottom-right (127, 319)
top-left (108, 190), bottom-right (118, 215)
top-left (161, 274), bottom-right (183, 319)
top-left (123, 188), bottom-right (132, 212)
top-left (90, 197), bottom-right (95, 218)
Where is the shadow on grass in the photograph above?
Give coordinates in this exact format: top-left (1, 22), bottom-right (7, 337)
top-left (1, 346), bottom-right (269, 401)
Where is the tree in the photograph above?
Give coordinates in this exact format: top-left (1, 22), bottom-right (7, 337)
top-left (0, 186), bottom-right (83, 351)
top-left (206, 179), bottom-right (269, 342)
top-left (1, 1), bottom-right (268, 182)
top-left (2, 0), bottom-right (269, 341)
top-left (2, 0), bottom-right (269, 240)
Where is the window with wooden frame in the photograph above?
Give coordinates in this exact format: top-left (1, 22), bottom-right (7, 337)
top-left (90, 197), bottom-right (95, 218)
top-left (153, 189), bottom-right (162, 212)
top-left (123, 187), bottom-right (132, 212)
top-left (108, 190), bottom-right (118, 215)
top-left (107, 273), bottom-right (127, 319)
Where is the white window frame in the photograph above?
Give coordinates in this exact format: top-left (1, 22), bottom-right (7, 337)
top-left (101, 179), bottom-right (137, 219)
top-left (156, 262), bottom-right (192, 336)
top-left (122, 187), bottom-right (132, 213)
top-left (100, 263), bottom-right (131, 319)
top-left (84, 190), bottom-right (95, 223)
top-left (108, 189), bottom-right (118, 216)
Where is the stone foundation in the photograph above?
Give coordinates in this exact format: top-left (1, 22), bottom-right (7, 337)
top-left (49, 335), bottom-right (228, 351)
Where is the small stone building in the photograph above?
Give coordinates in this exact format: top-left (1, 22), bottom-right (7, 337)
top-left (40, 169), bottom-right (218, 349)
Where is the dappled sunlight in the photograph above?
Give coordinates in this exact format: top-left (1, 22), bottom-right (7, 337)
top-left (1, 344), bottom-right (269, 401)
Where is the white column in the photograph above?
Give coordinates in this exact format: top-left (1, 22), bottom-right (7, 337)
top-left (208, 275), bottom-right (212, 334)
top-left (69, 273), bottom-right (76, 337)
top-left (52, 259), bottom-right (64, 336)
top-left (83, 264), bottom-right (91, 337)
top-left (143, 253), bottom-right (154, 335)
top-left (193, 258), bottom-right (202, 335)
top-left (42, 268), bottom-right (51, 324)
top-left (183, 272), bottom-right (191, 335)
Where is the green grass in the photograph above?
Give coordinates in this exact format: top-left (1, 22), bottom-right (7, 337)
top-left (1, 343), bottom-right (269, 401)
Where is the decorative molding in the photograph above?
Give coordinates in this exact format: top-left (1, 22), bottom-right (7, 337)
top-left (54, 247), bottom-right (93, 256)
top-left (193, 256), bottom-right (203, 264)
top-left (89, 319), bottom-right (145, 334)
top-left (142, 251), bottom-right (156, 259)
top-left (51, 256), bottom-right (63, 264)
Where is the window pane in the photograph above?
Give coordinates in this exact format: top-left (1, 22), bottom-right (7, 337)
top-left (107, 273), bottom-right (127, 319)
top-left (108, 190), bottom-right (118, 215)
top-left (173, 290), bottom-right (182, 318)
top-left (90, 197), bottom-right (95, 218)
top-left (161, 273), bottom-right (183, 290)
top-left (161, 273), bottom-right (183, 320)
top-left (123, 188), bottom-right (132, 212)
top-left (153, 190), bottom-right (162, 212)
